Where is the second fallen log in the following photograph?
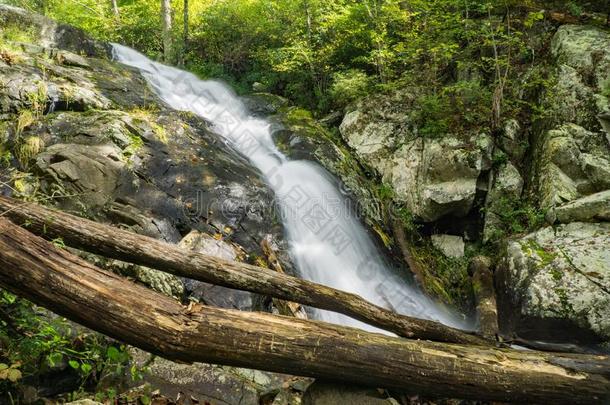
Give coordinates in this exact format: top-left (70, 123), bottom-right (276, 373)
top-left (0, 217), bottom-right (608, 404)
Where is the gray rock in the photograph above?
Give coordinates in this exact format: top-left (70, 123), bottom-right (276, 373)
top-left (538, 124), bottom-right (610, 211)
top-left (302, 381), bottom-right (398, 405)
top-left (129, 349), bottom-right (298, 405)
top-left (56, 50), bottom-right (90, 68)
top-left (545, 25), bottom-right (610, 130)
top-left (339, 91), bottom-right (493, 222)
top-left (551, 190), bottom-right (610, 223)
top-left (35, 143), bottom-right (125, 210)
top-left (499, 119), bottom-right (527, 161)
top-left (242, 92), bottom-right (289, 116)
top-left (431, 234), bottom-right (465, 258)
top-left (179, 230), bottom-right (253, 310)
top-left (552, 25), bottom-right (610, 90)
top-left (497, 222), bottom-right (610, 344)
top-left (386, 134), bottom-right (492, 222)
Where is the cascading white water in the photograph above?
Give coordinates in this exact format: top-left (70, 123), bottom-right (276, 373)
top-left (112, 44), bottom-right (465, 332)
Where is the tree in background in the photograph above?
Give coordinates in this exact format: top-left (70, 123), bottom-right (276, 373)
top-left (161, 0), bottom-right (173, 63)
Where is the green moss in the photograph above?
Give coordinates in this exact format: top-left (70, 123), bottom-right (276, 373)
top-left (375, 183), bottom-right (394, 201)
top-left (556, 288), bottom-right (575, 317)
top-left (0, 25), bottom-right (36, 45)
top-left (14, 135), bottom-right (44, 169)
top-left (411, 241), bottom-right (474, 314)
top-left (123, 132), bottom-right (144, 159)
top-left (523, 239), bottom-right (557, 267)
top-left (602, 77), bottom-right (610, 98)
top-left (285, 107), bottom-right (313, 122)
top-left (151, 122), bottom-right (168, 143)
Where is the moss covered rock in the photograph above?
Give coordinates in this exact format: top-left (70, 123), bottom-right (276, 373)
top-left (497, 222), bottom-right (610, 345)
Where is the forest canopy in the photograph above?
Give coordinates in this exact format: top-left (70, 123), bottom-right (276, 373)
top-left (4, 0), bottom-right (608, 113)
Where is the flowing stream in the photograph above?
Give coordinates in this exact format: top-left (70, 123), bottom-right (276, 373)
top-left (112, 44), bottom-right (464, 332)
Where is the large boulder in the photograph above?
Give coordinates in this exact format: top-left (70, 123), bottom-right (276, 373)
top-left (127, 349), bottom-right (309, 405)
top-left (497, 222), bottom-right (610, 345)
top-left (387, 134), bottom-right (492, 222)
top-left (538, 124), bottom-right (610, 213)
top-left (548, 25), bottom-right (610, 129)
top-left (339, 92), bottom-right (492, 222)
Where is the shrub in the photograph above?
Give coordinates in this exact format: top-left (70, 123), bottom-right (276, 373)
top-left (414, 94), bottom-right (451, 138)
top-left (329, 70), bottom-right (371, 109)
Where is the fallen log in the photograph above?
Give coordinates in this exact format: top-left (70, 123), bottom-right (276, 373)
top-left (0, 195), bottom-right (485, 345)
top-left (0, 218), bottom-right (608, 404)
top-left (261, 237), bottom-right (307, 319)
top-left (469, 256), bottom-right (499, 340)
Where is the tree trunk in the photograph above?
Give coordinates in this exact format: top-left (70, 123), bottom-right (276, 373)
top-left (182, 0), bottom-right (188, 63)
top-left (161, 0), bottom-right (172, 62)
top-left (0, 218), bottom-right (608, 404)
top-left (0, 196), bottom-right (485, 345)
top-left (111, 0), bottom-right (119, 17)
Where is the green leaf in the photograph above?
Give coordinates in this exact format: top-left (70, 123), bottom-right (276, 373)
top-left (7, 368), bottom-right (21, 382)
top-left (0, 363), bottom-right (8, 372)
top-left (69, 360), bottom-right (80, 369)
top-left (81, 363), bottom-right (92, 374)
top-left (47, 352), bottom-right (63, 367)
top-left (106, 346), bottom-right (120, 362)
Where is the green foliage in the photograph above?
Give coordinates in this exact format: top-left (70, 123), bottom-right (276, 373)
top-left (329, 70), bottom-right (371, 109)
top-left (411, 241), bottom-right (474, 314)
top-left (602, 78), bottom-right (610, 98)
top-left (414, 94), bottom-right (451, 138)
top-left (566, 1), bottom-right (583, 17)
top-left (488, 196), bottom-right (546, 240)
top-left (0, 290), bottom-right (142, 399)
top-left (0, 24), bottom-right (36, 44)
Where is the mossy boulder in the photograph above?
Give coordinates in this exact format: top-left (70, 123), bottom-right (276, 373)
top-left (538, 124), bottom-right (610, 213)
top-left (497, 222), bottom-right (610, 345)
top-left (0, 4), bottom-right (110, 57)
top-left (338, 91), bottom-right (493, 223)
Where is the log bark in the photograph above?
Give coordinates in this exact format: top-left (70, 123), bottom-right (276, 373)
top-left (0, 196), bottom-right (485, 345)
top-left (0, 218), bottom-right (608, 404)
top-left (261, 238), bottom-right (307, 319)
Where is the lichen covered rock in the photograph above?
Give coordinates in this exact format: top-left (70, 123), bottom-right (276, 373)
top-left (339, 91), bottom-right (492, 222)
top-left (538, 124), bottom-right (610, 211)
top-left (497, 222), bottom-right (610, 344)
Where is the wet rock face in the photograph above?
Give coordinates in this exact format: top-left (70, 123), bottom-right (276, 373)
top-left (0, 6), bottom-right (284, 302)
top-left (270, 106), bottom-right (383, 227)
top-left (179, 230), bottom-right (253, 310)
top-left (497, 222), bottom-right (610, 345)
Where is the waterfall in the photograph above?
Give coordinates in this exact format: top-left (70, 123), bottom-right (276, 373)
top-left (112, 43), bottom-right (465, 332)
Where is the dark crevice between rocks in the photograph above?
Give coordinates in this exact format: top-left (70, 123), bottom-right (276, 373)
top-left (418, 169), bottom-right (491, 242)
